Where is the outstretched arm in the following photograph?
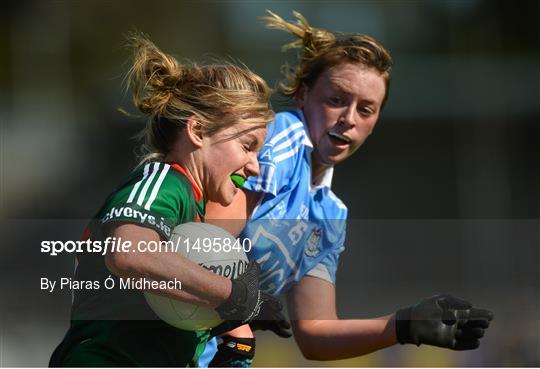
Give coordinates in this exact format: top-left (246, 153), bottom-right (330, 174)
top-left (287, 276), bottom-right (493, 361)
top-left (287, 276), bottom-right (396, 361)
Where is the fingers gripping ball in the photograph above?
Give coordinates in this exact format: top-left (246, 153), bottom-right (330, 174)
top-left (396, 294), bottom-right (494, 350)
top-left (211, 262), bottom-right (290, 338)
top-left (144, 222), bottom-right (249, 331)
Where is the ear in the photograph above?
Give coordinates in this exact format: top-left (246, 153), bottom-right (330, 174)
top-left (185, 115), bottom-right (204, 148)
top-left (296, 84), bottom-right (308, 108)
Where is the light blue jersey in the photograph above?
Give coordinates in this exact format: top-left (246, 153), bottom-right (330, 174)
top-left (242, 109), bottom-right (348, 295)
top-left (199, 110), bottom-right (348, 366)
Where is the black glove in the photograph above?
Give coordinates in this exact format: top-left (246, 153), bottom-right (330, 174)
top-left (249, 296), bottom-right (292, 338)
top-left (395, 294), bottom-right (493, 350)
top-left (209, 336), bottom-right (255, 368)
top-left (213, 261), bottom-right (290, 337)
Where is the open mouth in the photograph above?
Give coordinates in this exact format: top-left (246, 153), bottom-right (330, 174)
top-left (328, 131), bottom-right (352, 145)
top-left (230, 173), bottom-right (246, 188)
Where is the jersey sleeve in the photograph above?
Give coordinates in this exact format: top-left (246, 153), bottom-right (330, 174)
top-left (305, 228), bottom-right (346, 284)
top-left (243, 112), bottom-right (308, 198)
top-left (97, 163), bottom-right (190, 240)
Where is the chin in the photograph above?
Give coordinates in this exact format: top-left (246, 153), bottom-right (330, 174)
top-left (319, 155), bottom-right (342, 167)
top-left (333, 155), bottom-right (350, 165)
top-left (213, 195), bottom-right (230, 207)
top-left (327, 150), bottom-right (355, 165)
top-left (215, 188), bottom-right (236, 206)
top-left (316, 149), bottom-right (345, 167)
top-left (218, 197), bottom-right (233, 207)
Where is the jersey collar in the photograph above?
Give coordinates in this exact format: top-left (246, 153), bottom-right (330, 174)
top-left (166, 162), bottom-right (204, 203)
top-left (297, 108), bottom-right (335, 189)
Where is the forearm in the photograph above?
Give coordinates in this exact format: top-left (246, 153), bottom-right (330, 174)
top-left (292, 315), bottom-right (397, 361)
top-left (107, 249), bottom-right (230, 307)
top-left (288, 272), bottom-right (492, 361)
top-left (105, 224), bottom-right (231, 308)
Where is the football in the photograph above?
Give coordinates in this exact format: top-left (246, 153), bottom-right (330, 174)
top-left (144, 222), bottom-right (248, 330)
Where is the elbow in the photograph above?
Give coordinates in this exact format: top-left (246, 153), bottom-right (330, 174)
top-left (299, 347), bottom-right (323, 361)
top-left (296, 339), bottom-right (330, 361)
top-left (105, 251), bottom-right (138, 278)
top-left (293, 326), bottom-right (331, 361)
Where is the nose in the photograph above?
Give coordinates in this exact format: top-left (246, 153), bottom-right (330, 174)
top-left (339, 104), bottom-right (357, 128)
top-left (244, 152), bottom-right (260, 178)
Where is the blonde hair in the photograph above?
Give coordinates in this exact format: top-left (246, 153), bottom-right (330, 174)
top-left (261, 11), bottom-right (393, 106)
top-left (125, 33), bottom-right (274, 164)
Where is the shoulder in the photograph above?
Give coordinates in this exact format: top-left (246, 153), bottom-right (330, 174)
top-left (265, 111), bottom-right (307, 147)
top-left (99, 163), bottom-right (198, 221)
top-left (121, 162), bottom-right (193, 209)
top-left (259, 110), bottom-right (309, 164)
top-left (96, 163), bottom-right (202, 239)
top-left (245, 111), bottom-right (309, 196)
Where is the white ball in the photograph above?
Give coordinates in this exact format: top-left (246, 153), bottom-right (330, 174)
top-left (144, 222), bottom-right (248, 331)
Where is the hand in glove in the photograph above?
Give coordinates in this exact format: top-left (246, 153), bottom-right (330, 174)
top-left (213, 261), bottom-right (290, 338)
top-left (395, 294), bottom-right (493, 350)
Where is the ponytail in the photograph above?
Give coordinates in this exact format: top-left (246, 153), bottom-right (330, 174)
top-left (261, 11), bottom-right (393, 103)
top-left (124, 32), bottom-right (274, 165)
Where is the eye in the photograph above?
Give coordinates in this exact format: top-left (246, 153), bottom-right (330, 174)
top-left (329, 95), bottom-right (346, 106)
top-left (358, 106), bottom-right (374, 117)
top-left (242, 140), bottom-right (257, 153)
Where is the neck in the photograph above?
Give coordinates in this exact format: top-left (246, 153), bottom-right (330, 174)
top-left (164, 150), bottom-right (205, 197)
top-left (311, 154), bottom-right (330, 185)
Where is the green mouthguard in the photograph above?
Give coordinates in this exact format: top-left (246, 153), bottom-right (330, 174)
top-left (230, 174), bottom-right (246, 188)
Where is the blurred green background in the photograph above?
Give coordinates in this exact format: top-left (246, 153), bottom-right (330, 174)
top-left (1, 0), bottom-right (539, 366)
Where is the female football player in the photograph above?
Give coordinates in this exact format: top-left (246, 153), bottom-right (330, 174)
top-left (49, 33), bottom-right (286, 367)
top-left (202, 11), bottom-right (493, 366)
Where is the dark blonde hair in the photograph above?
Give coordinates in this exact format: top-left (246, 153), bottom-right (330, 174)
top-left (261, 11), bottom-right (393, 106)
top-left (125, 33), bottom-right (274, 164)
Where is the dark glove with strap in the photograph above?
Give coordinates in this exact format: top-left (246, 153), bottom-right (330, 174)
top-left (395, 294), bottom-right (493, 350)
top-left (209, 336), bottom-right (255, 368)
top-left (250, 310), bottom-right (292, 338)
top-left (213, 261), bottom-right (291, 338)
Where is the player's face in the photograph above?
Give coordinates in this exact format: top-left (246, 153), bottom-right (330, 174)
top-left (201, 122), bottom-right (266, 206)
top-left (298, 62), bottom-right (386, 171)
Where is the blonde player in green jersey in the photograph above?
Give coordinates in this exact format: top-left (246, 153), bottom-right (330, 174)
top-left (49, 33), bottom-right (288, 367)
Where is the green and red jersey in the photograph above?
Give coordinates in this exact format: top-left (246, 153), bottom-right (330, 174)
top-left (50, 162), bottom-right (209, 367)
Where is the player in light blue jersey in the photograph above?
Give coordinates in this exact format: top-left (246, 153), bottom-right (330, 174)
top-left (241, 108), bottom-right (348, 296)
top-left (201, 11), bottom-right (493, 367)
